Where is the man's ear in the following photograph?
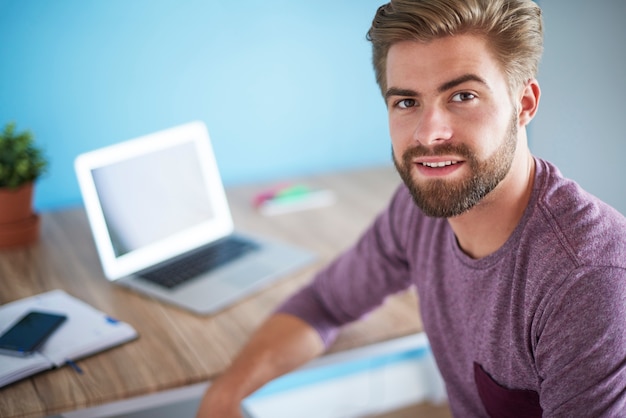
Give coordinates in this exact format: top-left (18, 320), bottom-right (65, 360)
top-left (518, 79), bottom-right (541, 127)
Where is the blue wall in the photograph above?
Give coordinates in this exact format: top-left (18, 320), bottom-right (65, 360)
top-left (531, 0), bottom-right (626, 215)
top-left (0, 0), bottom-right (389, 211)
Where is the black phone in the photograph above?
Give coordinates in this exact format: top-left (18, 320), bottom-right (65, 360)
top-left (0, 310), bottom-right (67, 357)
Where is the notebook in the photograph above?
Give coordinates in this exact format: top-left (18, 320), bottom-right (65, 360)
top-left (0, 289), bottom-right (137, 388)
top-left (74, 121), bottom-right (314, 315)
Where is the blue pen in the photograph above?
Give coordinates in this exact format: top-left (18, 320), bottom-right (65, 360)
top-left (66, 359), bottom-right (84, 374)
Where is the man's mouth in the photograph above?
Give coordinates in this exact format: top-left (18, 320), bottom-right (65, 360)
top-left (419, 161), bottom-right (459, 168)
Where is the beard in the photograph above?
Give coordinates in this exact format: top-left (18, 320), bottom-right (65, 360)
top-left (393, 114), bottom-right (518, 218)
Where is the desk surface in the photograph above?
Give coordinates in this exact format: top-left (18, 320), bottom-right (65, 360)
top-left (0, 165), bottom-right (422, 418)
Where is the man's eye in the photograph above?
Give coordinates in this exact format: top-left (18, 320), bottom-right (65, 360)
top-left (397, 99), bottom-right (416, 109)
top-left (451, 92), bottom-right (476, 102)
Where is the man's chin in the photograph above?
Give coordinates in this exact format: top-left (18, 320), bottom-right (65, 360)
top-left (403, 177), bottom-right (479, 218)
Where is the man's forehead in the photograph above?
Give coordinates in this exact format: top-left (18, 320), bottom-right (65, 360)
top-left (385, 35), bottom-right (506, 93)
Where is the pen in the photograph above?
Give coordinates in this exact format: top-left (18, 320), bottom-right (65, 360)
top-left (65, 359), bottom-right (84, 374)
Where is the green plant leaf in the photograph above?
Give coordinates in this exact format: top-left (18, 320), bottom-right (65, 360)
top-left (0, 122), bottom-right (48, 189)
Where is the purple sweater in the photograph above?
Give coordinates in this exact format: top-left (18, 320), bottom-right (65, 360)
top-left (278, 158), bottom-right (626, 417)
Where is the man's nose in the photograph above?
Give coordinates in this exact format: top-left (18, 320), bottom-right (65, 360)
top-left (413, 106), bottom-right (453, 146)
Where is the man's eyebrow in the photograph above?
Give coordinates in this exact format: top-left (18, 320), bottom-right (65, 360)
top-left (384, 87), bottom-right (418, 101)
top-left (438, 74), bottom-right (489, 93)
top-left (384, 74), bottom-right (490, 101)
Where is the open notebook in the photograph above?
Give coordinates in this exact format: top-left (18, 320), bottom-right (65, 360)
top-left (0, 290), bottom-right (137, 388)
top-left (75, 121), bottom-right (314, 314)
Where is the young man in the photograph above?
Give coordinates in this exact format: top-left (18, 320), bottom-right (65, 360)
top-left (197, 0), bottom-right (626, 416)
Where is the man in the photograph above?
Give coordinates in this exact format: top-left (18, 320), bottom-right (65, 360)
top-left (197, 0), bottom-right (626, 416)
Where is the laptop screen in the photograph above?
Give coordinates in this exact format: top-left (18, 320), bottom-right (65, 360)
top-left (92, 141), bottom-right (214, 257)
top-left (75, 122), bottom-right (234, 280)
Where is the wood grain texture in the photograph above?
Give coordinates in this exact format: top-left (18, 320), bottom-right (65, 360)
top-left (0, 165), bottom-right (423, 418)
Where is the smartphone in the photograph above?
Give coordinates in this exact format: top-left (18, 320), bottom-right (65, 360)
top-left (0, 310), bottom-right (67, 357)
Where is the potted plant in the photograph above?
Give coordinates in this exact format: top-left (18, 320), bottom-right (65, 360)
top-left (0, 122), bottom-right (48, 248)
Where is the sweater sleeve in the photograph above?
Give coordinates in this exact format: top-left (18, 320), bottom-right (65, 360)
top-left (536, 266), bottom-right (626, 416)
top-left (276, 185), bottom-right (416, 347)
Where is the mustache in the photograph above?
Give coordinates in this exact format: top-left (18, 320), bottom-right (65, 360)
top-left (401, 142), bottom-right (474, 161)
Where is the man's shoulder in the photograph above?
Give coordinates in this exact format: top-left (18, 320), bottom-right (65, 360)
top-left (530, 159), bottom-right (626, 268)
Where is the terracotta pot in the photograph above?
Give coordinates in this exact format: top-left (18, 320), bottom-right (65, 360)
top-left (0, 214), bottom-right (40, 249)
top-left (0, 182), bottom-right (40, 248)
top-left (0, 182), bottom-right (34, 224)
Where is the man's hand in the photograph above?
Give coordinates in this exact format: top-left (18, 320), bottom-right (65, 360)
top-left (196, 379), bottom-right (245, 418)
top-left (195, 313), bottom-right (325, 418)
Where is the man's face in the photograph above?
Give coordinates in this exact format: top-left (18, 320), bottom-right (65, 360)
top-left (385, 35), bottom-right (520, 218)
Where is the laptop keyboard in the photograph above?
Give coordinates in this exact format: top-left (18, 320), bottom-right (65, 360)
top-left (138, 236), bottom-right (260, 289)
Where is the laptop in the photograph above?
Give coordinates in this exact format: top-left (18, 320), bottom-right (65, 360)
top-left (74, 121), bottom-right (314, 314)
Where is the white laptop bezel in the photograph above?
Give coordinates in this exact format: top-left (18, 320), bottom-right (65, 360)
top-left (75, 121), bottom-right (234, 280)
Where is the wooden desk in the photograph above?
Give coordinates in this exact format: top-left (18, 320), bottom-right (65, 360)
top-left (0, 166), bottom-right (422, 418)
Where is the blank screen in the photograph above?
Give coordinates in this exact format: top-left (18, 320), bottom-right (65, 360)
top-left (91, 142), bottom-right (214, 257)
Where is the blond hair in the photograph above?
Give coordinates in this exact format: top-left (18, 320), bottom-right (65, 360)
top-left (366, 0), bottom-right (543, 95)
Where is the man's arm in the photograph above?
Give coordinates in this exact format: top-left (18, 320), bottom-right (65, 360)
top-left (195, 313), bottom-right (325, 418)
top-left (196, 186), bottom-right (415, 417)
top-left (537, 267), bottom-right (626, 415)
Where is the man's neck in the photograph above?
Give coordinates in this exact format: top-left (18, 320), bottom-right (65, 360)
top-left (448, 151), bottom-right (536, 259)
